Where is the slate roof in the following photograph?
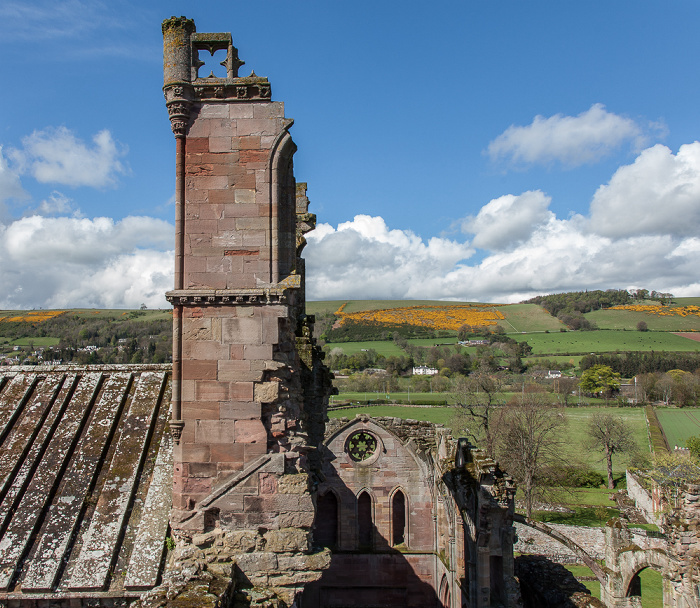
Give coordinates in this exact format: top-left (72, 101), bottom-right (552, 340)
top-left (0, 365), bottom-right (172, 605)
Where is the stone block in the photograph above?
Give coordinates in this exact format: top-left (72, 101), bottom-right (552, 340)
top-left (195, 420), bottom-right (236, 444)
top-left (180, 444), bottom-right (211, 463)
top-left (192, 175), bottom-right (229, 190)
top-left (212, 231), bottom-right (241, 248)
top-left (235, 419), bottom-right (267, 443)
top-left (259, 472), bottom-right (278, 495)
top-left (182, 318), bottom-right (213, 341)
top-left (254, 382), bottom-right (279, 404)
top-left (252, 102), bottom-right (284, 119)
top-left (244, 344), bottom-right (273, 360)
top-left (229, 104), bottom-right (254, 119)
top-left (263, 528), bottom-right (310, 553)
top-left (237, 118), bottom-right (279, 137)
top-left (234, 188), bottom-right (256, 204)
top-left (220, 401), bottom-right (261, 420)
top-left (223, 530), bottom-right (258, 553)
top-left (182, 359), bottom-right (218, 380)
top-left (238, 136), bottom-right (260, 150)
top-left (235, 552), bottom-right (278, 575)
top-left (198, 103), bottom-right (229, 118)
top-left (262, 318), bottom-right (280, 344)
top-left (194, 380), bottom-right (230, 401)
top-left (187, 272), bottom-right (227, 290)
top-left (242, 231), bottom-right (267, 246)
top-left (240, 149), bottom-right (268, 165)
top-left (278, 510), bottom-right (315, 528)
top-left (222, 203), bottom-right (258, 218)
top-left (206, 256), bottom-right (232, 274)
top-left (181, 401), bottom-right (220, 420)
top-left (244, 442), bottom-right (267, 462)
top-left (278, 473), bottom-right (309, 495)
top-left (181, 379), bottom-right (196, 401)
top-left (209, 137), bottom-right (232, 152)
top-left (187, 118), bottom-right (211, 138)
top-left (222, 317), bottom-right (262, 345)
top-left (235, 217), bottom-right (268, 231)
top-left (207, 189), bottom-right (234, 204)
top-left (187, 137), bottom-right (209, 153)
top-left (229, 381), bottom-right (254, 400)
top-left (210, 442), bottom-right (245, 464)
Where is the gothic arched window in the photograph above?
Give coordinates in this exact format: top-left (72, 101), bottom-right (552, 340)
top-left (357, 491), bottom-right (373, 549)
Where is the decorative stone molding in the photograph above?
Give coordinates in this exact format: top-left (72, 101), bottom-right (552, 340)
top-left (165, 287), bottom-right (295, 306)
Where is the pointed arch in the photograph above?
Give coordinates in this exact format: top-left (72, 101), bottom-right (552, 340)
top-left (314, 490), bottom-right (339, 549)
top-left (357, 489), bottom-right (374, 549)
top-left (390, 487), bottom-right (407, 547)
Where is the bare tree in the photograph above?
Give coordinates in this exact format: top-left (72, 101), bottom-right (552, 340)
top-left (451, 372), bottom-right (507, 457)
top-left (584, 412), bottom-right (636, 489)
top-left (493, 395), bottom-right (568, 519)
top-left (554, 376), bottom-right (579, 407)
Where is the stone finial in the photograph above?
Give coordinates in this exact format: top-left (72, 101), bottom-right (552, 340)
top-left (162, 16), bottom-right (195, 138)
top-left (162, 17), bottom-right (196, 86)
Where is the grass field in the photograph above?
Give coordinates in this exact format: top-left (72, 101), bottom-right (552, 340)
top-left (326, 341), bottom-right (406, 357)
top-left (0, 336), bottom-right (61, 346)
top-left (563, 407), bottom-right (649, 474)
top-left (562, 565), bottom-right (662, 604)
top-left (510, 330), bottom-right (700, 354)
top-left (496, 303), bottom-right (565, 332)
top-left (586, 307), bottom-right (700, 331)
top-left (656, 408), bottom-right (700, 449)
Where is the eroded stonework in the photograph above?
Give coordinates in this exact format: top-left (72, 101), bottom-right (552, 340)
top-left (148, 17), bottom-right (522, 608)
top-left (158, 16), bottom-right (333, 607)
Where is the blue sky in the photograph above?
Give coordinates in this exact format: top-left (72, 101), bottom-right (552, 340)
top-left (1, 0), bottom-right (700, 307)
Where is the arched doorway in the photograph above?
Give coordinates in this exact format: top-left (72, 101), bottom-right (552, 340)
top-left (626, 567), bottom-right (663, 607)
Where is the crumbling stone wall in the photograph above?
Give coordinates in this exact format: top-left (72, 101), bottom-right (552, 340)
top-left (155, 17), bottom-right (332, 607)
top-left (303, 417), bottom-right (522, 607)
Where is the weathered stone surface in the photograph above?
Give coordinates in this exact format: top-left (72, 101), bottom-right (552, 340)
top-left (68, 371), bottom-right (167, 591)
top-left (0, 367), bottom-right (171, 600)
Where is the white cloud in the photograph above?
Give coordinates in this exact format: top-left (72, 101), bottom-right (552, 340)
top-left (306, 142), bottom-right (700, 303)
top-left (11, 127), bottom-right (127, 188)
top-left (589, 142), bottom-right (700, 238)
top-left (305, 215), bottom-right (473, 300)
top-left (487, 103), bottom-right (646, 167)
top-left (0, 146), bottom-right (28, 203)
top-left (461, 190), bottom-right (554, 250)
top-left (0, 215), bottom-right (173, 309)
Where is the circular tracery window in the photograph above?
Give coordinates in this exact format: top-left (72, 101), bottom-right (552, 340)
top-left (346, 431), bottom-right (378, 462)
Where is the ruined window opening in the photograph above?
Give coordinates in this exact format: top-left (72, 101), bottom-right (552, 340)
top-left (314, 492), bottom-right (338, 549)
top-left (357, 491), bottom-right (373, 549)
top-left (392, 489), bottom-right (406, 546)
top-left (490, 556), bottom-right (503, 602)
top-left (196, 47), bottom-right (228, 78)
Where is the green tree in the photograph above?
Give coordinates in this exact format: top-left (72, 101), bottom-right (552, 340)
top-left (584, 412), bottom-right (635, 489)
top-left (579, 364), bottom-right (621, 399)
top-left (686, 435), bottom-right (700, 460)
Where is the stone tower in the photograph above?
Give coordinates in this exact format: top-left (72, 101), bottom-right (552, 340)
top-left (162, 16), bottom-right (330, 566)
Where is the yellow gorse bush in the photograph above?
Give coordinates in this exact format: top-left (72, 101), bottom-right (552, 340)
top-left (0, 311), bottom-right (66, 323)
top-left (609, 304), bottom-right (700, 317)
top-left (335, 304), bottom-right (505, 331)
